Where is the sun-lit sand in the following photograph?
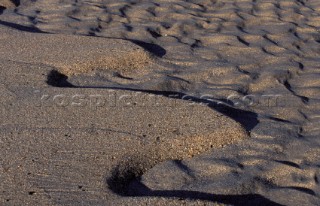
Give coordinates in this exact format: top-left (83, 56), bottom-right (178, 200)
top-left (1, 0), bottom-right (320, 205)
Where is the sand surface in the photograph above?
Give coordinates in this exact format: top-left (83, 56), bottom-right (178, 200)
top-left (1, 0), bottom-right (320, 205)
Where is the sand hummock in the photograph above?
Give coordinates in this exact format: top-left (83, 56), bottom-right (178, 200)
top-left (1, 0), bottom-right (320, 205)
top-left (0, 26), bottom-right (250, 205)
top-left (0, 27), bottom-right (153, 77)
top-left (0, 0), bottom-right (16, 9)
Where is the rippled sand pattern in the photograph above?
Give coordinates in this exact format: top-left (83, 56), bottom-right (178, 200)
top-left (1, 0), bottom-right (320, 205)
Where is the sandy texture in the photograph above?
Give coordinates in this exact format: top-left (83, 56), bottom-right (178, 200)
top-left (0, 0), bottom-right (16, 9)
top-left (0, 57), bottom-right (248, 205)
top-left (1, 0), bottom-right (320, 205)
top-left (0, 27), bottom-right (153, 76)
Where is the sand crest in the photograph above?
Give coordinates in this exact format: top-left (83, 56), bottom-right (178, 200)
top-left (1, 0), bottom-right (320, 205)
top-left (0, 0), bottom-right (16, 9)
top-left (0, 27), bottom-right (153, 76)
top-left (0, 27), bottom-right (248, 205)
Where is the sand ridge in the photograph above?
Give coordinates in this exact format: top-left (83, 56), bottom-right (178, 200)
top-left (0, 58), bottom-right (248, 205)
top-left (0, 0), bottom-right (17, 9)
top-left (0, 27), bottom-right (154, 77)
top-left (1, 0), bottom-right (320, 205)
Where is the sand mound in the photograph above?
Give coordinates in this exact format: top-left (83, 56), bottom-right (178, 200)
top-left (0, 27), bottom-right (153, 76)
top-left (0, 0), bottom-right (17, 9)
top-left (0, 54), bottom-right (248, 204)
top-left (1, 0), bottom-right (320, 205)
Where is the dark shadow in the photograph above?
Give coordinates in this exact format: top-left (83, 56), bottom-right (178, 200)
top-left (46, 70), bottom-right (258, 131)
top-left (267, 116), bottom-right (292, 124)
top-left (107, 163), bottom-right (283, 205)
top-left (274, 160), bottom-right (300, 169)
top-left (0, 20), bottom-right (166, 57)
top-left (11, 0), bottom-right (20, 6)
top-left (129, 40), bottom-right (166, 57)
top-left (0, 0), bottom-right (19, 11)
top-left (113, 72), bottom-right (133, 80)
top-left (279, 186), bottom-right (316, 196)
top-left (126, 181), bottom-right (283, 206)
top-left (0, 6), bottom-right (5, 15)
top-left (283, 80), bottom-right (309, 103)
top-left (172, 160), bottom-right (195, 177)
top-left (85, 32), bottom-right (166, 57)
top-left (146, 27), bottom-right (162, 39)
top-left (47, 70), bottom-right (75, 88)
top-left (117, 88), bottom-right (258, 131)
top-left (0, 20), bottom-right (49, 33)
top-left (47, 70), bottom-right (261, 204)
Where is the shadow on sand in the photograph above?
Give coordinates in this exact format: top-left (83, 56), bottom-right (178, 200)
top-left (44, 70), bottom-right (276, 206)
top-left (46, 70), bottom-right (259, 131)
top-left (0, 20), bottom-right (166, 57)
top-left (124, 180), bottom-right (283, 206)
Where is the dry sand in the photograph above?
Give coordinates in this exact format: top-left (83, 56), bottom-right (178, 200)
top-left (0, 0), bottom-right (16, 9)
top-left (1, 0), bottom-right (320, 205)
